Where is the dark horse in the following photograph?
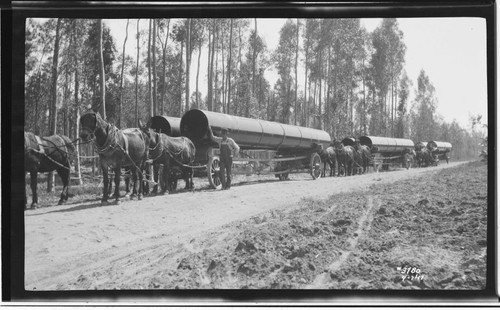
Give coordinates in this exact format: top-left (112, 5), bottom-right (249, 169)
top-left (24, 132), bottom-right (75, 209)
top-left (333, 141), bottom-right (361, 176)
top-left (80, 111), bottom-right (149, 205)
top-left (415, 143), bottom-right (432, 167)
top-left (354, 142), bottom-right (372, 174)
top-left (319, 145), bottom-right (337, 177)
top-left (144, 127), bottom-right (196, 194)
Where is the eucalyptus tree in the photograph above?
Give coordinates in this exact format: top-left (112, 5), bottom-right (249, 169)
top-left (410, 69), bottom-right (438, 143)
top-left (118, 19), bottom-right (129, 127)
top-left (157, 19), bottom-right (170, 114)
top-left (370, 18), bottom-right (406, 136)
top-left (395, 71), bottom-right (411, 138)
top-left (274, 19), bottom-right (298, 124)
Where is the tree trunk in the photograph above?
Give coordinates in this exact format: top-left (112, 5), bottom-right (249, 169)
top-left (304, 30), bottom-right (309, 127)
top-left (318, 50), bottom-right (323, 130)
top-left (294, 19), bottom-right (299, 125)
top-left (152, 19), bottom-right (157, 116)
top-left (148, 19), bottom-right (153, 118)
top-left (179, 40), bottom-right (184, 117)
top-left (252, 18), bottom-right (257, 95)
top-left (73, 20), bottom-right (82, 185)
top-left (326, 45), bottom-right (331, 133)
top-left (195, 26), bottom-right (203, 109)
top-left (135, 19), bottom-right (140, 126)
top-left (220, 25), bottom-right (226, 113)
top-left (119, 19), bottom-right (129, 128)
top-left (207, 21), bottom-right (214, 112)
top-left (227, 19), bottom-right (233, 114)
top-left (236, 24), bottom-right (243, 116)
top-left (98, 19), bottom-right (106, 119)
top-left (185, 18), bottom-right (191, 113)
top-left (47, 18), bottom-right (61, 193)
top-left (214, 30), bottom-right (219, 112)
top-left (160, 19), bottom-right (170, 115)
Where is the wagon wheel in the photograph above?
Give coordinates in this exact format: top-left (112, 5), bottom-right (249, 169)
top-left (207, 156), bottom-right (222, 189)
top-left (310, 153), bottom-right (322, 180)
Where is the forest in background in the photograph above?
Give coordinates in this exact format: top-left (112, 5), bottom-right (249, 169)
top-left (24, 18), bottom-right (486, 160)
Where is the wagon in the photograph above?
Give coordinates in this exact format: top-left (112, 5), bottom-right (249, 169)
top-left (427, 140), bottom-right (452, 164)
top-left (358, 135), bottom-right (415, 171)
top-left (179, 109), bottom-right (332, 189)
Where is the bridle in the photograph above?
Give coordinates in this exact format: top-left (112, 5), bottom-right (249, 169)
top-left (81, 112), bottom-right (118, 154)
top-left (148, 131), bottom-right (164, 161)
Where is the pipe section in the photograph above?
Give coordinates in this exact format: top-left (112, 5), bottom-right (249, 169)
top-left (149, 116), bottom-right (181, 137)
top-left (359, 135), bottom-right (414, 153)
top-left (180, 109), bottom-right (331, 151)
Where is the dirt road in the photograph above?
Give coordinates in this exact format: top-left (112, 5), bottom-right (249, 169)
top-left (24, 161), bottom-right (475, 290)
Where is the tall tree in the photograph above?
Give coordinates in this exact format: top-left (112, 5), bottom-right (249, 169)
top-left (185, 18), bottom-right (192, 113)
top-left (118, 19), bottom-right (129, 128)
top-left (152, 19), bottom-right (157, 116)
top-left (157, 19), bottom-right (170, 115)
top-left (72, 19), bottom-right (83, 185)
top-left (294, 19), bottom-right (300, 125)
top-left (195, 20), bottom-right (205, 109)
top-left (227, 19), bottom-right (234, 113)
top-left (47, 18), bottom-right (62, 192)
top-left (274, 20), bottom-right (297, 124)
top-left (395, 71), bottom-right (410, 138)
top-left (252, 18), bottom-right (257, 95)
top-left (135, 19), bottom-right (140, 125)
top-left (147, 19), bottom-right (153, 118)
top-left (410, 69), bottom-right (438, 142)
top-left (98, 19), bottom-right (106, 118)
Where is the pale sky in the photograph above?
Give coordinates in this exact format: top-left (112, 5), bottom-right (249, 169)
top-left (104, 17), bottom-right (488, 128)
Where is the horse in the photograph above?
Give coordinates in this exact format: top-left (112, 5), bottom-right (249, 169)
top-left (24, 131), bottom-right (76, 209)
top-left (415, 148), bottom-right (432, 167)
top-left (143, 126), bottom-right (196, 194)
top-left (79, 111), bottom-right (150, 205)
top-left (319, 145), bottom-right (337, 177)
top-left (354, 142), bottom-right (371, 174)
top-left (333, 141), bottom-right (360, 176)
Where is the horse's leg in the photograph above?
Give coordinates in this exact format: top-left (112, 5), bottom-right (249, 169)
top-left (57, 167), bottom-right (70, 205)
top-left (130, 167), bottom-right (138, 199)
top-left (137, 164), bottom-right (144, 200)
top-left (30, 170), bottom-right (38, 209)
top-left (164, 158), bottom-right (170, 194)
top-left (189, 168), bottom-right (194, 190)
top-left (113, 166), bottom-right (121, 204)
top-left (101, 165), bottom-right (110, 205)
top-left (124, 169), bottom-right (131, 198)
top-left (152, 164), bottom-right (159, 195)
top-left (184, 168), bottom-right (193, 190)
top-left (107, 168), bottom-right (114, 198)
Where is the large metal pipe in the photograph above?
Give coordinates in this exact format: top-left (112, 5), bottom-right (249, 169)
top-left (148, 115), bottom-right (181, 136)
top-left (180, 109), bottom-right (331, 151)
top-left (427, 141), bottom-right (452, 153)
top-left (359, 135), bottom-right (414, 153)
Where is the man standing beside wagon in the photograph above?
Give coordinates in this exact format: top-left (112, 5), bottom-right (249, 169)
top-left (207, 127), bottom-right (240, 190)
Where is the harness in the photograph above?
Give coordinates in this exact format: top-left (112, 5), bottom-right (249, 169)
top-left (25, 133), bottom-right (72, 171)
top-left (149, 133), bottom-right (165, 162)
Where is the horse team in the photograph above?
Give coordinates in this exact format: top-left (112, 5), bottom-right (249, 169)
top-left (24, 110), bottom-right (447, 209)
top-left (318, 140), bottom-right (372, 178)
